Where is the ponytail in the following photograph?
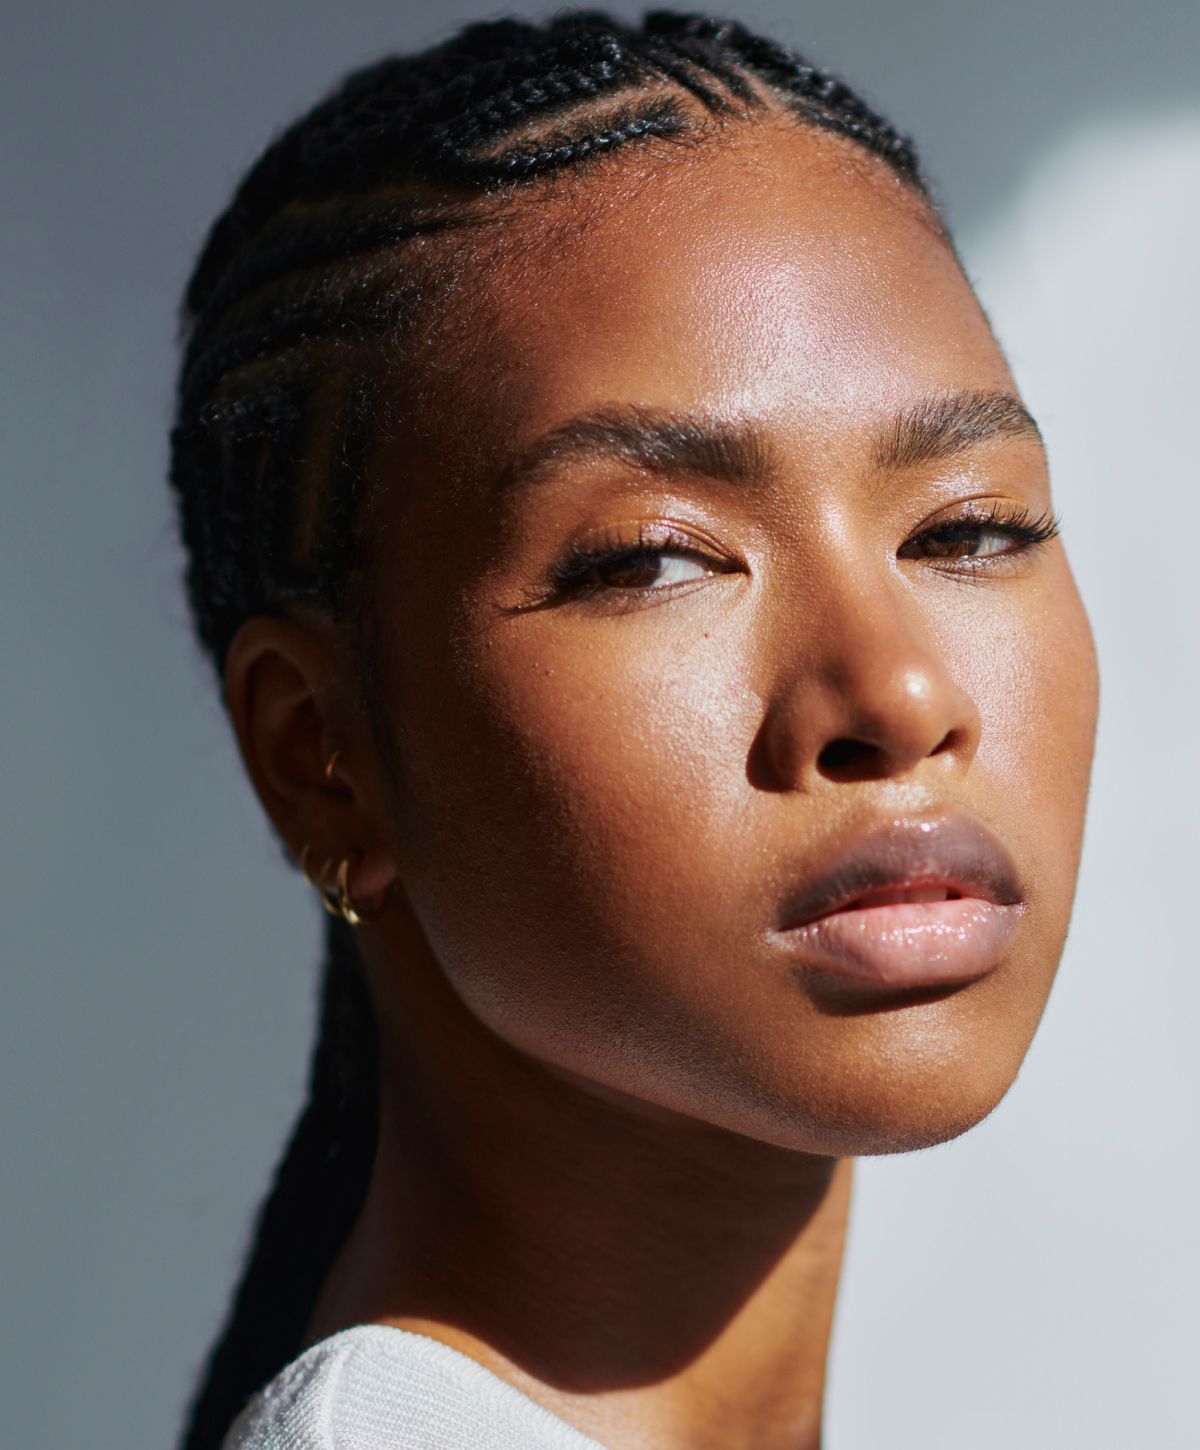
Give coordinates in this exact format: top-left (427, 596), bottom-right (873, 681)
top-left (179, 917), bottom-right (378, 1450)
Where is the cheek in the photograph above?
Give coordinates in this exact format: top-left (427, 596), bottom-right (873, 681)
top-left (405, 603), bottom-right (763, 971)
top-left (938, 556), bottom-right (1098, 933)
top-left (508, 620), bottom-right (755, 834)
top-left (959, 570), bottom-right (1097, 791)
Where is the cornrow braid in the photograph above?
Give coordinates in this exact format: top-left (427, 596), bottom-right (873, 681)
top-left (172, 13), bottom-right (936, 1448)
top-left (445, 95), bottom-right (688, 182)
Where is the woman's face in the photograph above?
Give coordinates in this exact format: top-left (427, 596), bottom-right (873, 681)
top-left (359, 120), bottom-right (1097, 1155)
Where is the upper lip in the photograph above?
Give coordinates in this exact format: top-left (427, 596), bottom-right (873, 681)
top-left (776, 812), bottom-right (1024, 930)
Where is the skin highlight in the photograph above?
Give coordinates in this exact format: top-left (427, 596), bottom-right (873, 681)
top-left (225, 115), bottom-right (1097, 1449)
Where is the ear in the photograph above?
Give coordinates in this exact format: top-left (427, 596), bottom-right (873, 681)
top-left (223, 613), bottom-right (398, 910)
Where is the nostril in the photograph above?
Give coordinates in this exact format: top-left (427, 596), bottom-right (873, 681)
top-left (818, 737), bottom-right (879, 774)
top-left (817, 726), bottom-right (961, 781)
top-left (929, 728), bottom-right (958, 757)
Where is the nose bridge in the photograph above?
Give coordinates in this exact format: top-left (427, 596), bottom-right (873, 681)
top-left (827, 573), bottom-right (946, 719)
top-left (759, 556), bottom-right (981, 788)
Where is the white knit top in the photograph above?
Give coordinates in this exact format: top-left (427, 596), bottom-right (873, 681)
top-left (222, 1324), bottom-right (608, 1449)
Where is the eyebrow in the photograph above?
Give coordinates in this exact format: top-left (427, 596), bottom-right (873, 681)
top-left (874, 390), bottom-right (1042, 472)
top-left (495, 407), bottom-right (773, 496)
top-left (493, 389), bottom-right (1042, 497)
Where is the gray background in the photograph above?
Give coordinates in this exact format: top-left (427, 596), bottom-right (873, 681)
top-left (3, 2), bottom-right (1197, 1446)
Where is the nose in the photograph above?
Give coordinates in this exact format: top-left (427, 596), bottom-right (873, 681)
top-left (754, 581), bottom-right (981, 790)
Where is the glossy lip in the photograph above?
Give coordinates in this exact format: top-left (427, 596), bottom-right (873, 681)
top-left (771, 813), bottom-right (1025, 989)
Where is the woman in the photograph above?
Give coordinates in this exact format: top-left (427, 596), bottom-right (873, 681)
top-left (172, 10), bottom-right (1098, 1447)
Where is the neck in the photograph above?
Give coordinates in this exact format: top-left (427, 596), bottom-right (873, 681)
top-left (309, 934), bottom-right (853, 1450)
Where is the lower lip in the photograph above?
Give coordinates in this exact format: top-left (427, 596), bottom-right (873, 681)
top-left (776, 899), bottom-right (1022, 987)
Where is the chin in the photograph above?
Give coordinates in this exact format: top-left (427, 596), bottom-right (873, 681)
top-left (818, 1092), bottom-right (1012, 1158)
top-left (755, 960), bottom-right (1055, 1158)
top-left (771, 1047), bottom-right (1028, 1159)
top-left (672, 999), bottom-right (1042, 1160)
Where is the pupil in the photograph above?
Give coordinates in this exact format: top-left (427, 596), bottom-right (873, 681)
top-left (600, 552), bottom-right (659, 588)
top-left (929, 526), bottom-right (976, 557)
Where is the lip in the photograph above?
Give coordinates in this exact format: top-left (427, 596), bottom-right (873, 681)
top-left (772, 813), bottom-right (1025, 989)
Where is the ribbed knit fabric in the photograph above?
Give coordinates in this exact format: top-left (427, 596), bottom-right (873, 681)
top-left (222, 1325), bottom-right (608, 1449)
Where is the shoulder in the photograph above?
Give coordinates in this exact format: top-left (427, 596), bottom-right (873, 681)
top-left (222, 1324), bottom-right (606, 1449)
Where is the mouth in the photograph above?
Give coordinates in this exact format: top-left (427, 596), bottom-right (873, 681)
top-left (773, 814), bottom-right (1025, 989)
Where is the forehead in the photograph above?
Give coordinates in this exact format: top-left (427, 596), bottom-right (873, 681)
top-left (397, 119), bottom-right (1013, 488)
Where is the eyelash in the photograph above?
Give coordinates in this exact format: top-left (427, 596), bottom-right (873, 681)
top-left (898, 502), bottom-right (1061, 567)
top-left (549, 505), bottom-right (1060, 601)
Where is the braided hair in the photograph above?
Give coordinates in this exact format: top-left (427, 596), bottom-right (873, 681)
top-left (172, 12), bottom-right (935, 1447)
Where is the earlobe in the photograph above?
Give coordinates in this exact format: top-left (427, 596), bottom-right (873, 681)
top-left (222, 614), bottom-right (399, 909)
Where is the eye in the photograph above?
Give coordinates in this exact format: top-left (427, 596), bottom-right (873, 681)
top-left (550, 524), bottom-right (728, 600)
top-left (899, 504), bottom-right (1060, 566)
top-left (574, 548), bottom-right (710, 591)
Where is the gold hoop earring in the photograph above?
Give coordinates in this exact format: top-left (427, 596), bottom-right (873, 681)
top-left (299, 842), bottom-right (341, 918)
top-left (337, 854), bottom-right (392, 928)
top-left (324, 749), bottom-right (341, 780)
top-left (336, 857), bottom-right (364, 927)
